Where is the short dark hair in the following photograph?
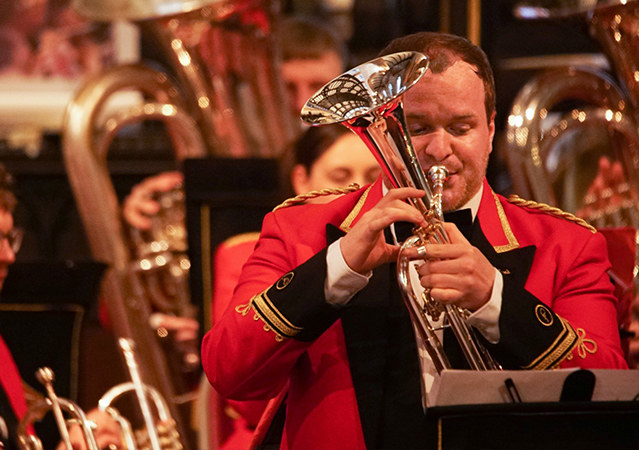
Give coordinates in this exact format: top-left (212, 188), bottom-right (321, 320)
top-left (0, 164), bottom-right (16, 213)
top-left (277, 16), bottom-right (347, 67)
top-left (378, 32), bottom-right (496, 121)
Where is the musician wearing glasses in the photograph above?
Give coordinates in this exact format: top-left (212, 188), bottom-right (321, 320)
top-left (202, 32), bottom-right (627, 449)
top-left (0, 164), bottom-right (123, 450)
top-left (0, 164), bottom-right (27, 450)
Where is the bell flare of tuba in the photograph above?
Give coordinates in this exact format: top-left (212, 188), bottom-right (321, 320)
top-left (301, 52), bottom-right (500, 374)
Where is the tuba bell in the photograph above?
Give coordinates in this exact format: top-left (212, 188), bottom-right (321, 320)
top-left (301, 51), bottom-right (501, 377)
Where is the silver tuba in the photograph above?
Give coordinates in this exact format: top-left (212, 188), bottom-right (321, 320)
top-left (301, 51), bottom-right (500, 375)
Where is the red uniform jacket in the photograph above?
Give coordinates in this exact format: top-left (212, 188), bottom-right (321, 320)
top-left (0, 335), bottom-right (30, 446)
top-left (202, 178), bottom-right (627, 449)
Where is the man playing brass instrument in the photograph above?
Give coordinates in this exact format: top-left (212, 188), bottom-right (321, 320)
top-left (202, 32), bottom-right (627, 449)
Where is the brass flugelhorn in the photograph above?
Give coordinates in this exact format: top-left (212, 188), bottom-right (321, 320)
top-left (301, 51), bottom-right (500, 374)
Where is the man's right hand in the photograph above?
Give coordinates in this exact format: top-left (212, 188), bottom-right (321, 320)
top-left (339, 187), bottom-right (426, 274)
top-left (56, 409), bottom-right (123, 450)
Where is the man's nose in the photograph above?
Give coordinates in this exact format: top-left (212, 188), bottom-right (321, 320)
top-left (0, 241), bottom-right (16, 263)
top-left (422, 130), bottom-right (452, 162)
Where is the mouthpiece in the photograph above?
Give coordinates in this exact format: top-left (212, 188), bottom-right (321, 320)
top-left (427, 165), bottom-right (449, 184)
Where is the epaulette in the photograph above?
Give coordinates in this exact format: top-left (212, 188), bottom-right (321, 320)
top-left (220, 231), bottom-right (261, 248)
top-left (272, 183), bottom-right (361, 212)
top-left (507, 195), bottom-right (596, 233)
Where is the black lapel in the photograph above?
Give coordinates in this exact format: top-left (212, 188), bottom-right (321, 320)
top-left (340, 266), bottom-right (392, 449)
top-left (326, 223), bottom-right (346, 245)
top-left (470, 220), bottom-right (536, 287)
top-left (327, 224), bottom-right (391, 449)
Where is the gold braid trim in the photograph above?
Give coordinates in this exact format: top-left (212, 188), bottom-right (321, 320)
top-left (507, 195), bottom-right (596, 233)
top-left (339, 184), bottom-right (372, 231)
top-left (235, 290), bottom-right (302, 342)
top-left (522, 316), bottom-right (578, 370)
top-left (273, 183), bottom-right (361, 211)
top-left (565, 327), bottom-right (598, 360)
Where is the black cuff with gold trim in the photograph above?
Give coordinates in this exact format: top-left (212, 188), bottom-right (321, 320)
top-left (250, 248), bottom-right (342, 342)
top-left (486, 274), bottom-right (577, 370)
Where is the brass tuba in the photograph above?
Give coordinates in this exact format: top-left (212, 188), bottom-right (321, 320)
top-left (301, 52), bottom-right (501, 376)
top-left (62, 0), bottom-right (295, 448)
top-left (501, 0), bottom-right (639, 217)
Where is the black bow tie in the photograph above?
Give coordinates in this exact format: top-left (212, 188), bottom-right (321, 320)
top-left (444, 209), bottom-right (473, 240)
top-left (393, 209), bottom-right (473, 243)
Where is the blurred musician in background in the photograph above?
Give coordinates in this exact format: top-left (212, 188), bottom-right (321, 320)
top-left (122, 15), bottom-right (349, 234)
top-left (575, 155), bottom-right (639, 368)
top-left (209, 125), bottom-right (380, 449)
top-left (0, 0), bottom-right (109, 78)
top-left (201, 31), bottom-right (627, 449)
top-left (277, 15), bottom-right (347, 125)
top-left (0, 163), bottom-right (121, 449)
top-left (0, 163), bottom-right (28, 450)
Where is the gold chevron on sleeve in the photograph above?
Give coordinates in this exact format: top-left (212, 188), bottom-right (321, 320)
top-left (522, 316), bottom-right (578, 370)
top-left (238, 289), bottom-right (303, 341)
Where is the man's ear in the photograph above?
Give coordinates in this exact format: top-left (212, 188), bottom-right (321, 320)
top-left (488, 110), bottom-right (496, 154)
top-left (290, 164), bottom-right (310, 195)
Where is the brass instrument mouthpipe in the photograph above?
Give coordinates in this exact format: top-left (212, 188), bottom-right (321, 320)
top-left (119, 338), bottom-right (163, 450)
top-left (18, 368), bottom-right (99, 450)
top-left (36, 368), bottom-right (73, 449)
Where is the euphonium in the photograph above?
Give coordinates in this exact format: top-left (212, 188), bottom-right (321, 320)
top-left (301, 51), bottom-right (500, 374)
top-left (502, 1), bottom-right (639, 214)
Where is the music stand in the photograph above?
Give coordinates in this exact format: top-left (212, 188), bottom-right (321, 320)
top-left (426, 369), bottom-right (639, 449)
top-left (183, 157), bottom-right (282, 333)
top-left (0, 259), bottom-right (106, 447)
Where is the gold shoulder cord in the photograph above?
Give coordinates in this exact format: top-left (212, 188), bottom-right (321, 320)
top-left (273, 183), bottom-right (361, 212)
top-left (507, 195), bottom-right (596, 233)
